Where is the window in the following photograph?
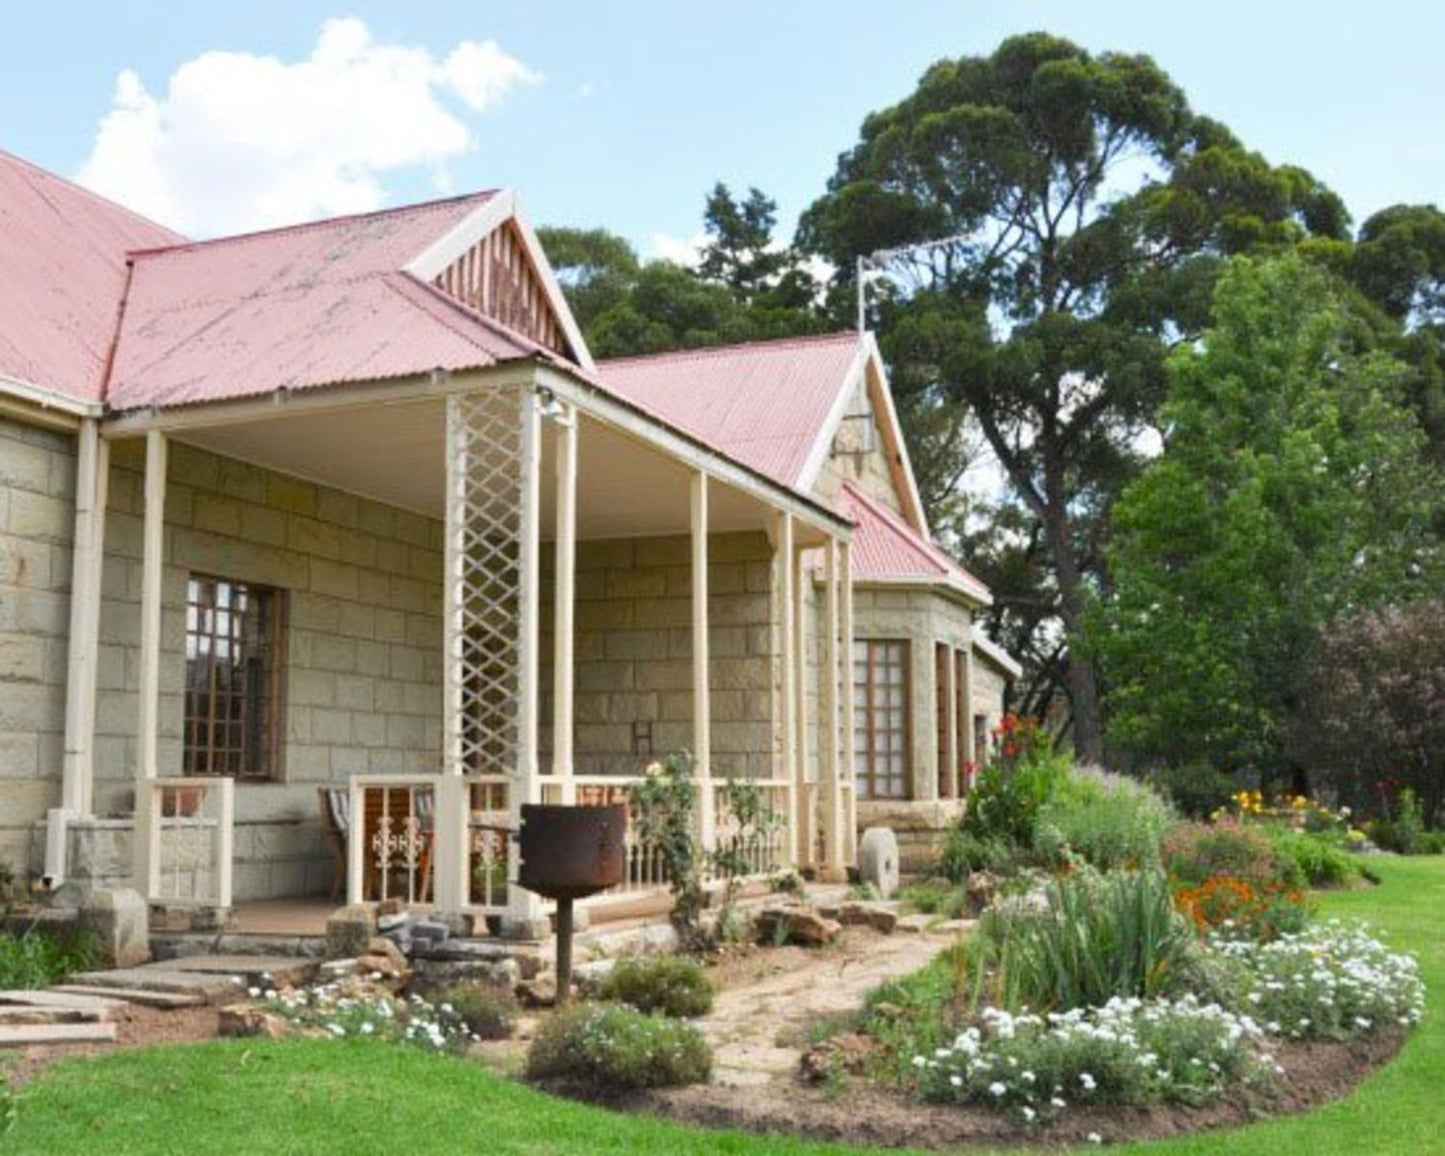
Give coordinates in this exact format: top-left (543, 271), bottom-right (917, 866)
top-left (184, 576), bottom-right (283, 779)
top-left (853, 639), bottom-right (910, 799)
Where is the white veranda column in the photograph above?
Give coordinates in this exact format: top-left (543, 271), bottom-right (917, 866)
top-left (434, 394), bottom-right (470, 913)
top-left (691, 471), bottom-right (714, 849)
top-left (792, 543), bottom-right (814, 868)
top-left (840, 539), bottom-right (857, 864)
top-left (62, 419), bottom-right (108, 817)
top-left (510, 389), bottom-right (544, 922)
top-left (777, 513), bottom-right (797, 865)
top-left (820, 537), bottom-right (844, 879)
top-left (131, 430), bottom-right (166, 898)
top-left (552, 404), bottom-right (578, 804)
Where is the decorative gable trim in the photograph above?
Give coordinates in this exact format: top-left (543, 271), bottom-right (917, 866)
top-left (796, 331), bottom-right (929, 535)
top-left (404, 191), bottom-right (596, 373)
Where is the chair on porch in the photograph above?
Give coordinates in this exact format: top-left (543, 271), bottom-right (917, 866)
top-left (319, 786), bottom-right (435, 904)
top-left (318, 787), bottom-right (351, 901)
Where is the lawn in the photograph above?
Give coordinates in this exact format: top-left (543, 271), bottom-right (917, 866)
top-left (4, 856), bottom-right (1442, 1156)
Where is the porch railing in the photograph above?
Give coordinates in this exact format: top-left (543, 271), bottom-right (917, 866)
top-left (141, 777), bottom-right (234, 909)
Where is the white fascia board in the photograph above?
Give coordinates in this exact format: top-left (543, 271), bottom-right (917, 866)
top-left (842, 571), bottom-right (993, 609)
top-left (861, 331), bottom-right (930, 537)
top-left (971, 626), bottom-right (1024, 679)
top-left (402, 190), bottom-right (597, 375)
top-left (0, 371), bottom-right (100, 421)
top-left (795, 337), bottom-right (870, 491)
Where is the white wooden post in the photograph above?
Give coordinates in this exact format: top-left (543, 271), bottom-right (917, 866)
top-left (62, 419), bottom-right (106, 818)
top-left (553, 404), bottom-right (578, 804)
top-left (820, 537), bottom-right (844, 879)
top-left (792, 544), bottom-right (813, 868)
top-left (777, 513), bottom-right (797, 865)
top-left (840, 539), bottom-right (857, 864)
top-left (509, 389), bottom-right (544, 923)
top-left (131, 429), bottom-right (166, 899)
top-left (944, 640), bottom-right (959, 801)
top-left (347, 776), bottom-right (365, 904)
top-left (435, 394), bottom-right (469, 914)
top-left (214, 778), bottom-right (234, 909)
top-left (691, 471), bottom-right (714, 849)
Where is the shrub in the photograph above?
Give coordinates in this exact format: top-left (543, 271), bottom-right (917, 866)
top-left (1258, 825), bottom-right (1361, 887)
top-left (964, 715), bottom-right (1070, 848)
top-left (526, 1003), bottom-right (712, 1089)
top-left (0, 926), bottom-right (97, 990)
top-left (628, 754), bottom-right (708, 952)
top-left (914, 997), bottom-right (1271, 1119)
top-left (1146, 763), bottom-right (1238, 819)
top-left (1173, 876), bottom-right (1313, 941)
top-left (938, 829), bottom-right (1016, 882)
top-left (1161, 820), bottom-right (1296, 891)
top-left (900, 879), bottom-right (971, 920)
top-left (262, 982), bottom-right (475, 1051)
top-left (431, 983), bottom-right (517, 1040)
top-left (1033, 769), bottom-right (1175, 871)
top-left (595, 955), bottom-right (714, 1018)
top-left (974, 871), bottom-right (1207, 1013)
top-left (1213, 921), bottom-right (1425, 1040)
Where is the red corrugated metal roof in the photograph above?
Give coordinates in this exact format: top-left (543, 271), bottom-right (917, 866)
top-left (837, 481), bottom-right (990, 602)
top-left (105, 193), bottom-right (569, 411)
top-left (0, 149), bottom-right (182, 402)
top-left (599, 333), bottom-right (862, 487)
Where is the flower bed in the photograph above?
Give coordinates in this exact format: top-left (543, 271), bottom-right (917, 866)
top-left (259, 980), bottom-right (480, 1052)
top-left (1213, 921), bottom-right (1425, 1040)
top-left (913, 996), bottom-right (1275, 1124)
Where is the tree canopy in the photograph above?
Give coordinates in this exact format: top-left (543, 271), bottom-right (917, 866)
top-left (797, 32), bottom-right (1349, 760)
top-left (1094, 254), bottom-right (1440, 777)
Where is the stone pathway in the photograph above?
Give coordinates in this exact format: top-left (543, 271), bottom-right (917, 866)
top-left (702, 924), bottom-right (968, 1088)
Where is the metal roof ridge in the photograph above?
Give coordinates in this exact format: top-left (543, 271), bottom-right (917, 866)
top-left (596, 329), bottom-right (860, 367)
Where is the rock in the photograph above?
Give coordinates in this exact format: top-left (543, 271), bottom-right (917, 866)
top-left (79, 888), bottom-right (150, 968)
top-left (377, 898), bottom-right (404, 917)
top-left (318, 959), bottom-right (360, 981)
top-left (965, 871), bottom-right (998, 913)
top-left (366, 937), bottom-right (409, 969)
top-left (497, 914), bottom-right (551, 941)
top-left (376, 912), bottom-right (409, 933)
top-left (410, 920), bottom-right (449, 945)
top-left (933, 919), bottom-right (976, 936)
top-left (857, 828), bottom-right (900, 900)
top-left (836, 902), bottom-right (898, 935)
top-left (754, 905), bottom-right (841, 947)
top-left (324, 904), bottom-right (375, 959)
top-left (411, 939), bottom-right (543, 979)
top-left (572, 958), bottom-right (616, 994)
top-left (516, 975), bottom-right (557, 1008)
top-left (411, 958), bottom-right (521, 988)
top-left (894, 914), bottom-right (932, 934)
top-left (218, 1005), bottom-right (292, 1040)
top-left (800, 1033), bottom-right (878, 1082)
top-left (358, 937), bottom-right (410, 982)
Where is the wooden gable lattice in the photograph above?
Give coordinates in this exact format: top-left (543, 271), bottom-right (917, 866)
top-left (433, 220), bottom-right (571, 358)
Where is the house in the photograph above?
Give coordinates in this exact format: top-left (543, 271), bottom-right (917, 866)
top-left (0, 147), bottom-right (1015, 926)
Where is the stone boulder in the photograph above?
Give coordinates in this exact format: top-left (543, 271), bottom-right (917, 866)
top-left (79, 888), bottom-right (150, 968)
top-left (836, 902), bottom-right (898, 935)
top-left (218, 1005), bottom-right (292, 1040)
top-left (324, 904), bottom-right (376, 959)
top-left (800, 1032), bottom-right (880, 1083)
top-left (857, 828), bottom-right (900, 900)
top-left (755, 905), bottom-right (841, 947)
top-left (965, 870), bottom-right (999, 913)
top-left (357, 936), bottom-right (410, 983)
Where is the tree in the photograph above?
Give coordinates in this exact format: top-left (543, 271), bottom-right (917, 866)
top-left (799, 33), bottom-right (1348, 760)
top-left (540, 186), bottom-right (825, 360)
top-left (1290, 601), bottom-right (1445, 827)
top-left (1094, 254), bottom-right (1439, 779)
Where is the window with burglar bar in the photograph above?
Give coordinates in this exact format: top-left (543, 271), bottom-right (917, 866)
top-left (852, 638), bottom-right (910, 800)
top-left (183, 575), bottom-right (283, 779)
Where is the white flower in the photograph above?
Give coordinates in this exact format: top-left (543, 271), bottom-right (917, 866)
top-left (1080, 1073), bottom-right (1097, 1091)
top-left (1087, 1133), bottom-right (1104, 1145)
top-left (1051, 1096), bottom-right (1067, 1108)
top-left (989, 1081), bottom-right (1007, 1097)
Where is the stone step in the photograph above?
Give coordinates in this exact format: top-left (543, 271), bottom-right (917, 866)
top-left (0, 990), bottom-right (126, 1014)
top-left (51, 984), bottom-right (209, 1009)
top-left (0, 1005), bottom-right (103, 1026)
top-left (0, 1022), bottom-right (117, 1047)
top-left (157, 955), bottom-right (317, 986)
top-left (64, 966), bottom-right (244, 999)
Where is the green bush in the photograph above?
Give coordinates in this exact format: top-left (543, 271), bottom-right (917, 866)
top-left (1145, 763), bottom-right (1238, 819)
top-left (963, 716), bottom-right (1070, 847)
top-left (1258, 825), bottom-right (1361, 888)
top-left (432, 983), bottom-right (517, 1040)
top-left (938, 828), bottom-right (1015, 882)
top-left (1160, 820), bottom-right (1296, 890)
top-left (1033, 769), bottom-right (1175, 871)
top-left (594, 955), bottom-right (714, 1018)
top-left (0, 925), bottom-right (97, 990)
top-left (974, 870), bottom-right (1209, 1013)
top-left (899, 879), bottom-right (971, 920)
top-left (526, 1003), bottom-right (712, 1089)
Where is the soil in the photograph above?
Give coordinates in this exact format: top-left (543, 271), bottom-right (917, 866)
top-left (3, 1004), bottom-right (221, 1086)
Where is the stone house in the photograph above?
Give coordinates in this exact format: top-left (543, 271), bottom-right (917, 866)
top-left (0, 148), bottom-right (1015, 921)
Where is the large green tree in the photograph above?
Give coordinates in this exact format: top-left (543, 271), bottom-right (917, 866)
top-left (539, 184), bottom-right (824, 359)
top-left (1094, 254), bottom-right (1439, 778)
top-left (798, 33), bottom-right (1348, 759)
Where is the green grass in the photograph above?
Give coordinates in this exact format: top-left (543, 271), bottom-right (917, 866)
top-left (4, 857), bottom-right (1442, 1155)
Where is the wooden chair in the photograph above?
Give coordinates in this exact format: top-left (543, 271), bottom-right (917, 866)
top-left (317, 787), bottom-right (351, 901)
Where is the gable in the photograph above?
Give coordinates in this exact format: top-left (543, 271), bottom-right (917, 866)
top-left (812, 370), bottom-right (905, 517)
top-left (431, 218), bottom-right (572, 359)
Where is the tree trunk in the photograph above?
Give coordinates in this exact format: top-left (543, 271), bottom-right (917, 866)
top-left (1040, 491), bottom-right (1105, 765)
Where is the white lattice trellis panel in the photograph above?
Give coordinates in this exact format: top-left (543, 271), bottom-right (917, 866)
top-left (446, 388), bottom-right (526, 778)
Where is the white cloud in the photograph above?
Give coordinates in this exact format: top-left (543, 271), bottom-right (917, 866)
top-left (77, 17), bottom-right (540, 236)
top-left (647, 230), bottom-right (708, 267)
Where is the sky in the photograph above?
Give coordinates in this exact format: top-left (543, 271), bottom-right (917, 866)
top-left (1, 1), bottom-right (1440, 257)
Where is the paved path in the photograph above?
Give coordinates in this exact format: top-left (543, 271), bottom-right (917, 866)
top-left (702, 925), bottom-right (967, 1087)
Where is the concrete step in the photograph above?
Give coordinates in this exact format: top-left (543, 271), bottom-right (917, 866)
top-left (157, 955), bottom-right (317, 986)
top-left (0, 1022), bottom-right (117, 1047)
top-left (0, 1005), bottom-right (102, 1026)
top-left (0, 990), bottom-right (126, 1014)
top-left (51, 984), bottom-right (209, 1009)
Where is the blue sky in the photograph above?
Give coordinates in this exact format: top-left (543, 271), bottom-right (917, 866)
top-left (2, 1), bottom-right (1440, 253)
